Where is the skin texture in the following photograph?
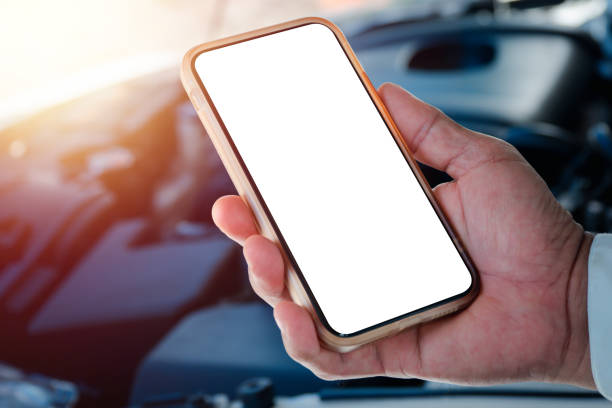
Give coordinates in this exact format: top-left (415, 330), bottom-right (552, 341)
top-left (211, 83), bottom-right (595, 389)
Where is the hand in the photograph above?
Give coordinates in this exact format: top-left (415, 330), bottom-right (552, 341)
top-left (212, 83), bottom-right (594, 388)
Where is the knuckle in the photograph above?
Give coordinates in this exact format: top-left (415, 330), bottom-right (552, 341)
top-left (287, 346), bottom-right (310, 363)
top-left (248, 273), bottom-right (276, 304)
top-left (312, 368), bottom-right (337, 381)
top-left (284, 344), bottom-right (320, 369)
top-left (487, 137), bottom-right (519, 157)
top-left (412, 107), bottom-right (443, 154)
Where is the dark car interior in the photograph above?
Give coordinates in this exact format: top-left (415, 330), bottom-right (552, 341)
top-left (1, 0), bottom-right (611, 406)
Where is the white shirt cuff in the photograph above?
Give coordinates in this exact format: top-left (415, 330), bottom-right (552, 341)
top-left (588, 233), bottom-right (612, 400)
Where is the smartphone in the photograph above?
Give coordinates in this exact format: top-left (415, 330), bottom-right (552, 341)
top-left (181, 17), bottom-right (479, 352)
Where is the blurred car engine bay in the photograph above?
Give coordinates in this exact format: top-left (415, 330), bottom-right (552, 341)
top-left (1, 0), bottom-right (612, 406)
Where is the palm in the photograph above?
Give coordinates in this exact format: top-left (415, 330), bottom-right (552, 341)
top-left (212, 83), bottom-right (589, 387)
top-left (381, 155), bottom-right (583, 383)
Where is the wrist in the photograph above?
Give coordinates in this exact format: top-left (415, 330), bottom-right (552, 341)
top-left (555, 231), bottom-right (594, 389)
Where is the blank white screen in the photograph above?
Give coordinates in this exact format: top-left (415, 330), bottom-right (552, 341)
top-left (195, 23), bottom-right (472, 335)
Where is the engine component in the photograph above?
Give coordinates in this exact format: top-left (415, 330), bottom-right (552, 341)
top-left (0, 362), bottom-right (78, 408)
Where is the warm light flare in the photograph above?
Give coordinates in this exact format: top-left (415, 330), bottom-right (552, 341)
top-left (0, 0), bottom-right (388, 129)
top-left (8, 140), bottom-right (27, 158)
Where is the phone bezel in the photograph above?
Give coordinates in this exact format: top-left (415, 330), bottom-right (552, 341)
top-left (182, 17), bottom-right (479, 343)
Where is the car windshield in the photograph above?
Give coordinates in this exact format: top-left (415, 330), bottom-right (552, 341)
top-left (1, 1), bottom-right (610, 407)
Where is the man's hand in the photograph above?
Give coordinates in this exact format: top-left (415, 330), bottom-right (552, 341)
top-left (211, 83), bottom-right (594, 388)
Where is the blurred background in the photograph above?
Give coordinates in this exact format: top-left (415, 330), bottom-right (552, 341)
top-left (1, 0), bottom-right (612, 407)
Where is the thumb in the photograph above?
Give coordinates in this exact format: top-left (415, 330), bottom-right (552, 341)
top-left (378, 83), bottom-right (511, 179)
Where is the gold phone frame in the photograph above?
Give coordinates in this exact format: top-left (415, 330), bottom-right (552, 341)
top-left (180, 17), bottom-right (479, 352)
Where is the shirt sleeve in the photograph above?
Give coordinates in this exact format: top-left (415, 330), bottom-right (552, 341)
top-left (588, 233), bottom-right (612, 400)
